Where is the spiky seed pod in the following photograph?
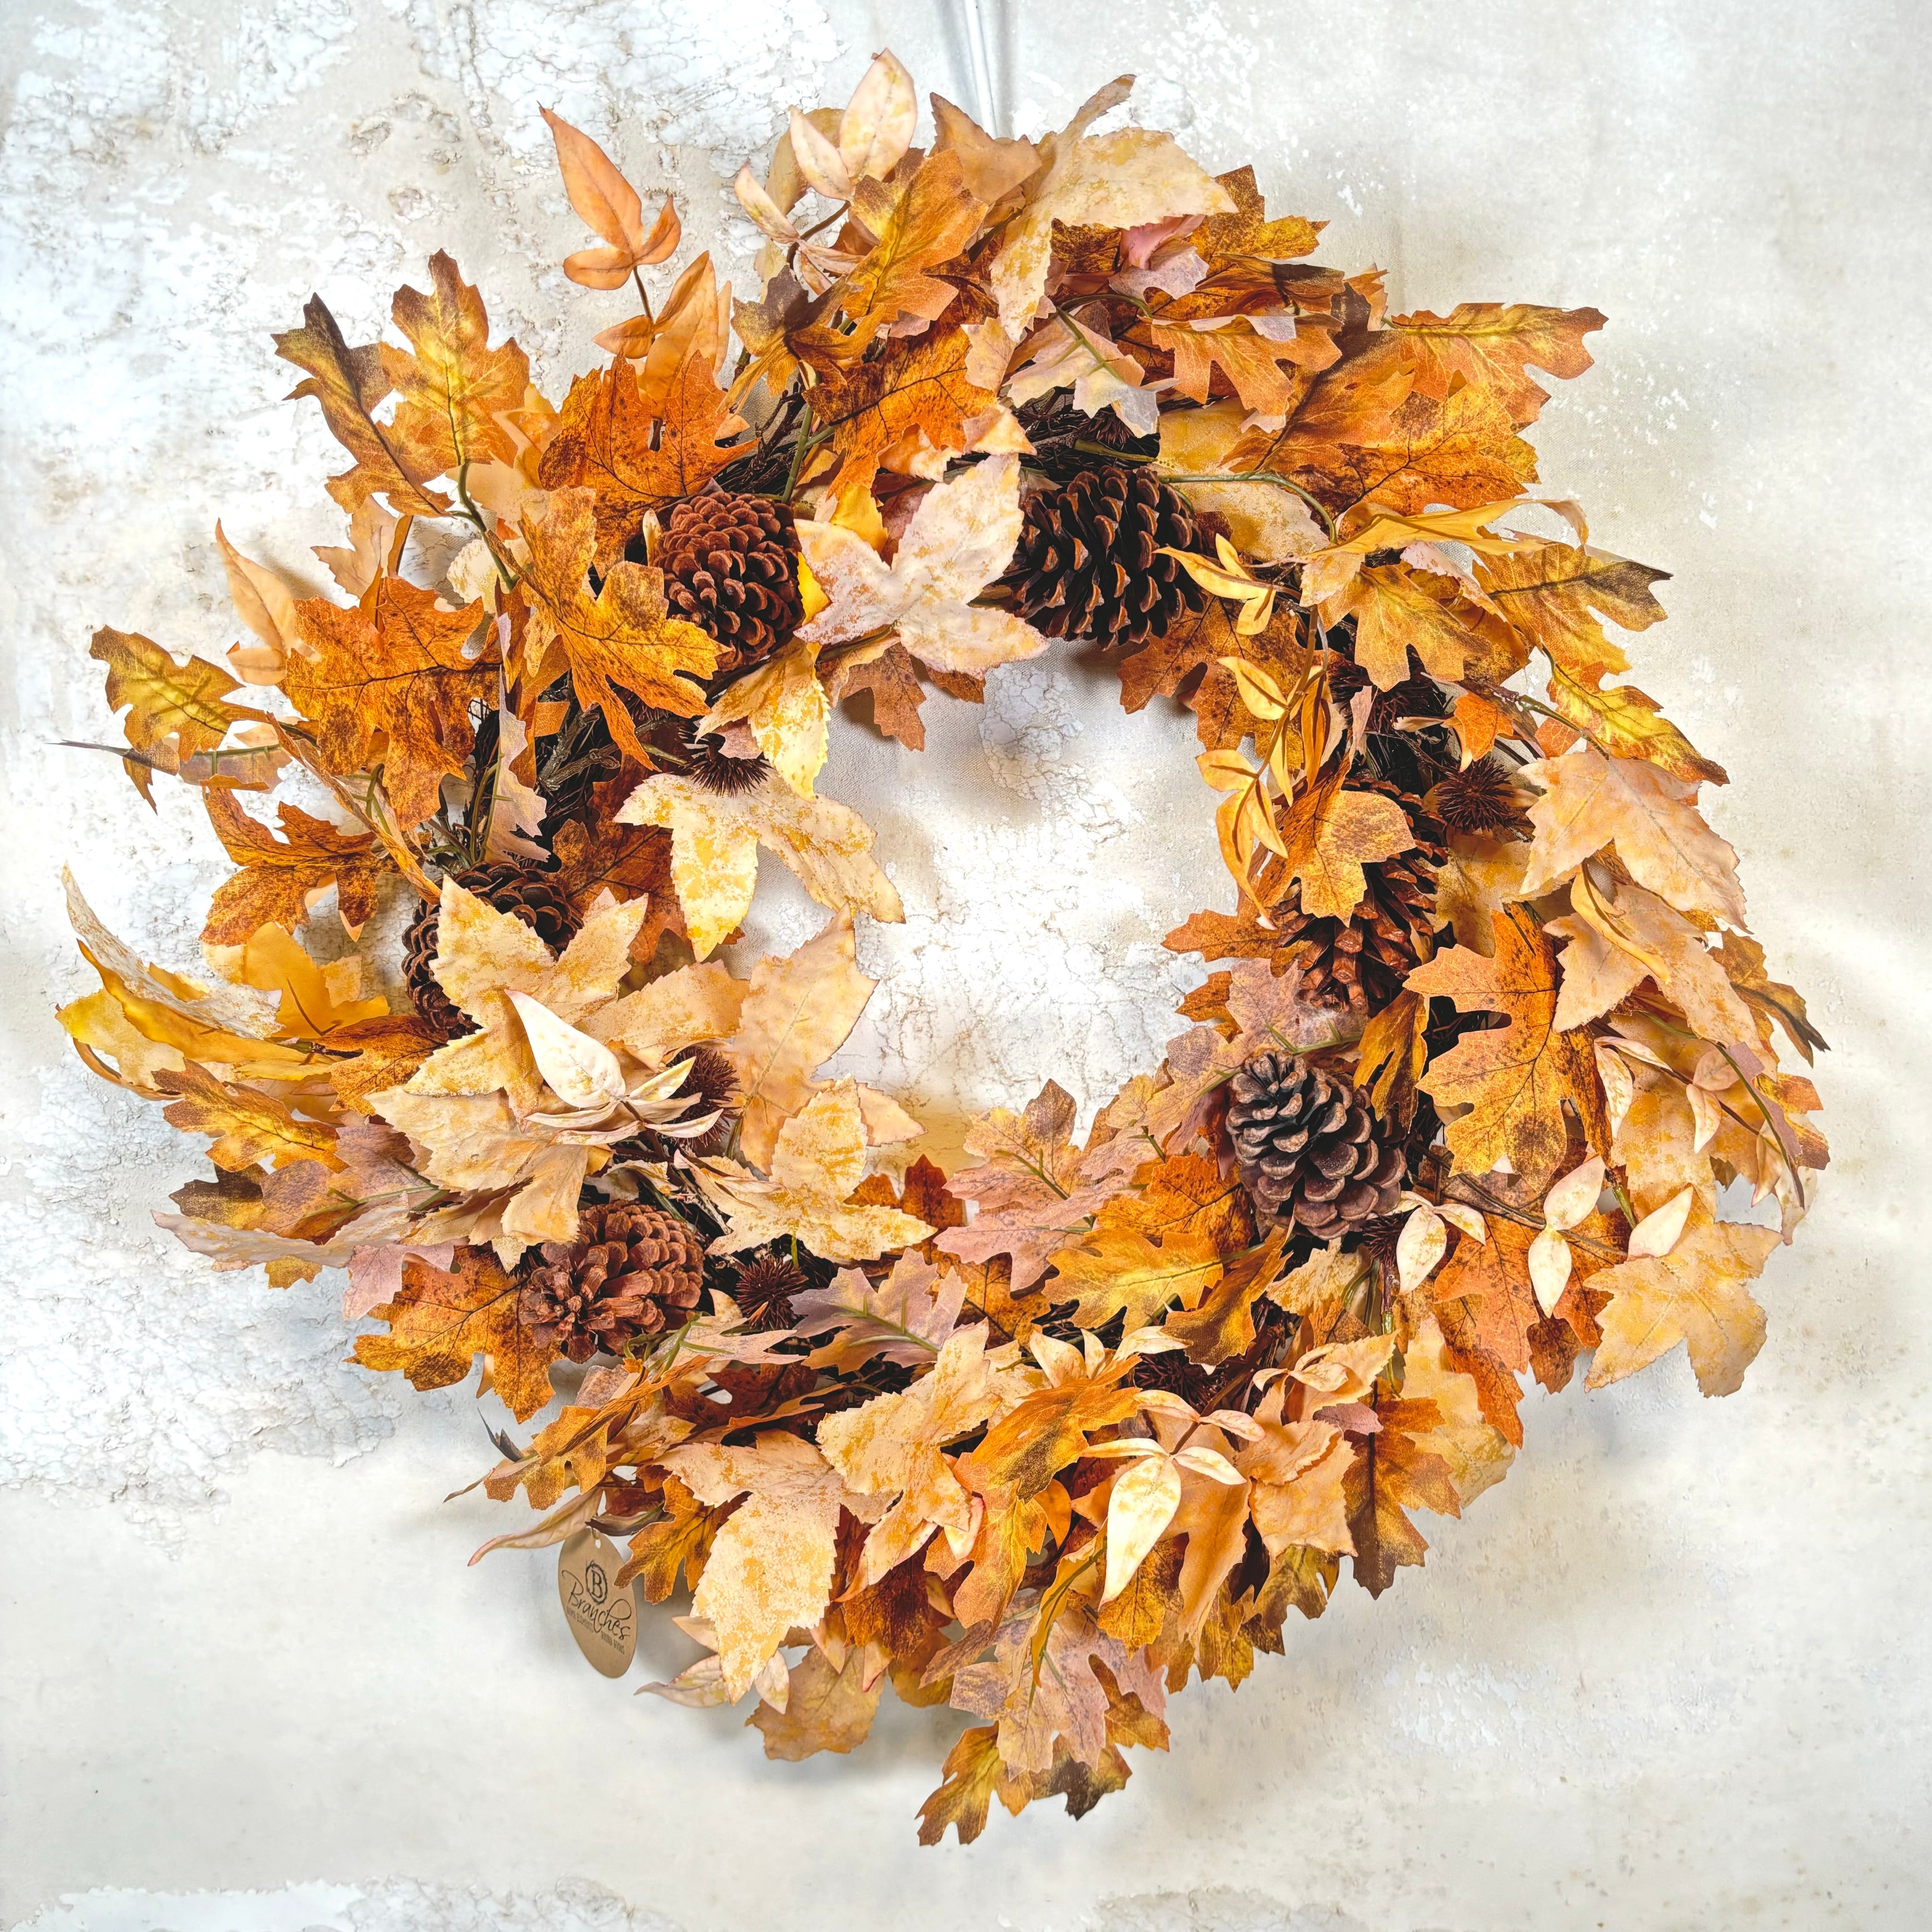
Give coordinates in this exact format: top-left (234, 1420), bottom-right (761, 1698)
top-left (1000, 463), bottom-right (1204, 647)
top-left (403, 861), bottom-right (581, 1042)
top-left (518, 1204), bottom-right (706, 1361)
top-left (1225, 1053), bottom-right (1407, 1238)
top-left (681, 722), bottom-right (772, 795)
top-left (1424, 757), bottom-right (1533, 837)
top-left (728, 1251), bottom-right (808, 1333)
top-left (1011, 395), bottom-right (1159, 484)
top-left (632, 493), bottom-right (804, 679)
top-left (1272, 776), bottom-right (1448, 1014)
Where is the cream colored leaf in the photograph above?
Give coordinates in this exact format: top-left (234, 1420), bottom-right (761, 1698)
top-left (840, 50), bottom-right (917, 184)
top-left (788, 106), bottom-right (854, 201)
top-left (616, 774), bottom-right (902, 959)
top-left (1395, 1203), bottom-right (1447, 1294)
top-left (1527, 1226), bottom-right (1572, 1314)
top-left (797, 454), bottom-right (1047, 674)
top-left (701, 634), bottom-right (830, 797)
top-left (1101, 1451), bottom-right (1183, 1604)
top-left (990, 125), bottom-right (1235, 333)
top-left (1627, 1184), bottom-right (1695, 1260)
top-left (1542, 1154), bottom-right (1604, 1232)
top-left (584, 962), bottom-right (746, 1059)
top-left (215, 522), bottom-right (301, 685)
top-left (505, 991), bottom-right (625, 1108)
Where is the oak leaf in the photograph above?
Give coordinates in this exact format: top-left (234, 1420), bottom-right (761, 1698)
top-left (1388, 303), bottom-right (1605, 428)
top-left (1048, 1227), bottom-right (1226, 1333)
top-left (353, 1245), bottom-right (557, 1422)
top-left (1272, 764), bottom-right (1417, 920)
top-left (154, 1064), bottom-right (343, 1172)
top-left (88, 627), bottom-right (270, 807)
top-left (1544, 661), bottom-right (1729, 785)
top-left (286, 577), bottom-right (493, 829)
top-left (1474, 538), bottom-right (1667, 686)
top-left (1407, 906), bottom-right (1606, 1192)
top-left (518, 487), bottom-right (716, 761)
top-left (750, 1645), bottom-right (882, 1761)
top-left (1318, 560), bottom-right (1526, 693)
top-left (616, 772), bottom-right (902, 960)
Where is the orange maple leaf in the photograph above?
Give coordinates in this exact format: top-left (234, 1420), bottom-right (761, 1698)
top-left (809, 325), bottom-right (996, 497)
top-left (200, 791), bottom-right (388, 946)
top-left (1407, 905), bottom-right (1607, 1192)
top-left (286, 576), bottom-right (494, 828)
top-left (380, 251), bottom-right (530, 477)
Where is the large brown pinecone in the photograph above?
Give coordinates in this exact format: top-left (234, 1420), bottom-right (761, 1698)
top-left (1000, 464), bottom-right (1204, 647)
top-left (403, 861), bottom-right (581, 1042)
top-left (519, 1204), bottom-right (706, 1362)
top-left (1274, 776), bottom-right (1447, 1014)
top-left (1226, 1054), bottom-right (1406, 1238)
top-left (631, 493), bottom-right (803, 680)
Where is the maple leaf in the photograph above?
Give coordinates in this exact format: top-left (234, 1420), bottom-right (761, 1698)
top-left (538, 350), bottom-right (748, 565)
top-left (154, 1064), bottom-right (343, 1172)
top-left (379, 252), bottom-right (528, 479)
top-left (1585, 1201), bottom-right (1778, 1397)
top-left (1387, 303), bottom-right (1605, 428)
top-left (274, 294), bottom-right (450, 516)
top-left (989, 123), bottom-right (1235, 333)
top-left (656, 1432), bottom-right (866, 1699)
top-left (541, 108), bottom-right (680, 287)
top-left (199, 791), bottom-right (387, 946)
top-left (1271, 764), bottom-right (1417, 920)
top-left (829, 641), bottom-right (929, 749)
top-left (835, 150), bottom-right (986, 354)
top-left (1543, 661), bottom-right (1729, 785)
top-left (750, 1645), bottom-right (882, 1761)
top-left (1048, 1227), bottom-right (1226, 1333)
top-left (1519, 747), bottom-right (1747, 926)
top-left (722, 915), bottom-right (876, 1171)
top-left (700, 1081), bottom-right (934, 1264)
top-left (286, 577), bottom-right (493, 829)
top-left (697, 636), bottom-right (831, 798)
top-left (87, 627), bottom-right (271, 807)
top-left (1407, 905), bottom-right (1606, 1192)
top-left (930, 93), bottom-right (1041, 204)
top-left (548, 808), bottom-right (680, 952)
top-left (518, 488), bottom-right (716, 761)
top-left (616, 771), bottom-right (902, 960)
top-left (936, 1080), bottom-right (1128, 1293)
top-left (809, 325), bottom-right (996, 496)
top-left (797, 454), bottom-right (1048, 674)
top-left (819, 1324), bottom-right (1013, 1585)
top-left (1474, 538), bottom-right (1668, 686)
top-left (1317, 561), bottom-right (1527, 693)
top-left (352, 1246), bottom-right (556, 1420)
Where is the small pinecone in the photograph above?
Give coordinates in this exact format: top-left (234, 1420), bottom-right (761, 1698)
top-left (1275, 777), bottom-right (1447, 1014)
top-left (1226, 1054), bottom-right (1406, 1239)
top-left (728, 1251), bottom-right (808, 1334)
top-left (1012, 395), bottom-right (1159, 483)
top-left (403, 862), bottom-right (581, 1042)
top-left (632, 494), bottom-right (804, 679)
top-left (1000, 464), bottom-right (1204, 648)
top-left (519, 1204), bottom-right (706, 1361)
top-left (1424, 757), bottom-right (1532, 838)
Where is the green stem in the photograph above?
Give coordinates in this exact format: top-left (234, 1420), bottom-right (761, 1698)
top-left (1159, 471), bottom-right (1337, 540)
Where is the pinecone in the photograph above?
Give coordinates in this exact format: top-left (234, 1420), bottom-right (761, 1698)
top-left (403, 861), bottom-right (581, 1042)
top-left (1273, 776), bottom-right (1446, 1014)
top-left (999, 464), bottom-right (1204, 648)
top-left (1226, 1054), bottom-right (1406, 1239)
top-left (518, 1203), bottom-right (706, 1361)
top-left (631, 493), bottom-right (803, 680)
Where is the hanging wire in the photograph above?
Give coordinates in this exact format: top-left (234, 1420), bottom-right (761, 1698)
top-left (957, 0), bottom-right (1001, 136)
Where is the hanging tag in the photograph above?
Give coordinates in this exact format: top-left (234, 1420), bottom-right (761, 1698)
top-left (557, 1528), bottom-right (637, 1677)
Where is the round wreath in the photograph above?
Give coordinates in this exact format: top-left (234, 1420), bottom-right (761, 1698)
top-left (59, 53), bottom-right (1828, 1842)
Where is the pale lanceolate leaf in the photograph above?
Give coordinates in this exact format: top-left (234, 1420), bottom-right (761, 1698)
top-left (1527, 1227), bottom-right (1572, 1314)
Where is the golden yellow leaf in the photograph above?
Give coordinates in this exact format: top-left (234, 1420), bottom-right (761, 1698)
top-left (616, 772), bottom-right (902, 960)
top-left (1272, 764), bottom-right (1416, 920)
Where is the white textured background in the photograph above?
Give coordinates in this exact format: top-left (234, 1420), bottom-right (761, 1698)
top-left (3, 3), bottom-right (1928, 1928)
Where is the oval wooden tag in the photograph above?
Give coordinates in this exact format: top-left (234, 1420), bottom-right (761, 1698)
top-left (557, 1529), bottom-right (637, 1677)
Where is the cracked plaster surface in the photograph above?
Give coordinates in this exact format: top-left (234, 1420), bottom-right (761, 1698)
top-left (3, 1), bottom-right (1931, 1928)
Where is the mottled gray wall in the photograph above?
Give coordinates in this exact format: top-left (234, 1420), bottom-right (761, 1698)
top-left (3, 3), bottom-right (1928, 1928)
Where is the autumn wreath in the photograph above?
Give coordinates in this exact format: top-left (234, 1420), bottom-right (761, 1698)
top-left (59, 54), bottom-right (1829, 1840)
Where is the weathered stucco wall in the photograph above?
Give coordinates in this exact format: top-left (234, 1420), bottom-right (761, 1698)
top-left (3, 2), bottom-right (1928, 1927)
